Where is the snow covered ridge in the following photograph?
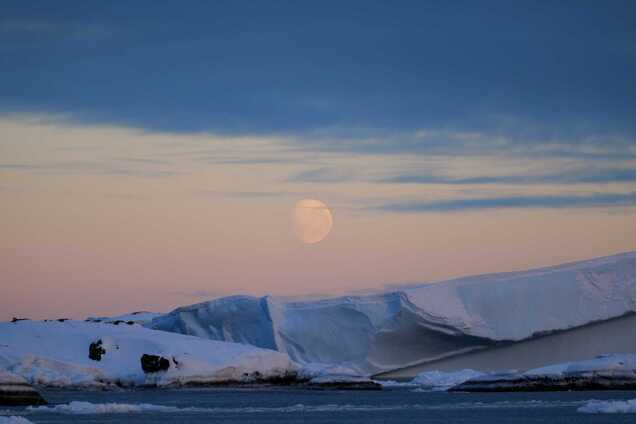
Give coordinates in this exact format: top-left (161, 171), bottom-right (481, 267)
top-left (148, 252), bottom-right (636, 374)
top-left (0, 320), bottom-right (296, 388)
top-left (450, 354), bottom-right (636, 392)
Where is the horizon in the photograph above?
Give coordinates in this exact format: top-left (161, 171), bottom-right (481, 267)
top-left (2, 1), bottom-right (636, 321)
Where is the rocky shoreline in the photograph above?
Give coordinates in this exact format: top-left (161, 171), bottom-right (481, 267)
top-left (0, 370), bottom-right (47, 406)
top-left (450, 372), bottom-right (636, 392)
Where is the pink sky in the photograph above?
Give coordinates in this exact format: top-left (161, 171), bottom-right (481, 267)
top-left (2, 116), bottom-right (636, 321)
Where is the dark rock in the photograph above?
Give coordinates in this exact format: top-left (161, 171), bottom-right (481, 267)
top-left (89, 340), bottom-right (106, 361)
top-left (112, 320), bottom-right (124, 325)
top-left (0, 384), bottom-right (47, 406)
top-left (0, 371), bottom-right (47, 406)
top-left (126, 321), bottom-right (135, 325)
top-left (57, 318), bottom-right (69, 322)
top-left (10, 317), bottom-right (29, 323)
top-left (449, 371), bottom-right (636, 392)
top-left (140, 354), bottom-right (170, 373)
top-left (306, 374), bottom-right (383, 391)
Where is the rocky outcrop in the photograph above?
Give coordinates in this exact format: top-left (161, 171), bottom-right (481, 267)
top-left (306, 374), bottom-right (383, 391)
top-left (88, 340), bottom-right (106, 361)
top-left (450, 372), bottom-right (636, 392)
top-left (140, 354), bottom-right (170, 373)
top-left (0, 369), bottom-right (46, 406)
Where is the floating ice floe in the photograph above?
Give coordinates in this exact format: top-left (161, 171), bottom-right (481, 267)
top-left (578, 398), bottom-right (636, 414)
top-left (0, 417), bottom-right (35, 424)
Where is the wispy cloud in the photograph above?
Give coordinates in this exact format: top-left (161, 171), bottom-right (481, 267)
top-left (286, 126), bottom-right (636, 161)
top-left (200, 190), bottom-right (295, 198)
top-left (0, 161), bottom-right (178, 177)
top-left (377, 192), bottom-right (636, 213)
top-left (287, 167), bottom-right (354, 183)
top-left (380, 168), bottom-right (636, 185)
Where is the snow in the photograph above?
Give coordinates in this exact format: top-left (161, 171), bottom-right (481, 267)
top-left (0, 417), bottom-right (34, 424)
top-left (0, 370), bottom-right (26, 385)
top-left (29, 401), bottom-right (184, 414)
top-left (411, 369), bottom-right (486, 390)
top-left (297, 363), bottom-right (360, 380)
top-left (403, 251), bottom-right (636, 341)
top-left (578, 399), bottom-right (636, 414)
top-left (523, 354), bottom-right (636, 378)
top-left (0, 320), bottom-right (296, 388)
top-left (374, 379), bottom-right (418, 388)
top-left (149, 252), bottom-right (636, 374)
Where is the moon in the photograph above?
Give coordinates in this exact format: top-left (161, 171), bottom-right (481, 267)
top-left (291, 199), bottom-right (333, 244)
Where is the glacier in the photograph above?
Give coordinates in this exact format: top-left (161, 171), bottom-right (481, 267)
top-left (148, 251), bottom-right (636, 376)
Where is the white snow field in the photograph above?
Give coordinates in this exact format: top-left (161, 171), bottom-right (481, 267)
top-left (0, 320), bottom-right (295, 388)
top-left (148, 252), bottom-right (636, 375)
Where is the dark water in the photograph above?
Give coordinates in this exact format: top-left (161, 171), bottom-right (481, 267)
top-left (2, 388), bottom-right (635, 423)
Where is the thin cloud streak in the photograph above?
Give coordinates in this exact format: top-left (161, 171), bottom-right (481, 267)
top-left (380, 168), bottom-right (636, 185)
top-left (377, 192), bottom-right (636, 213)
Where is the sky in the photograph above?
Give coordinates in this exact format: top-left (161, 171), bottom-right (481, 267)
top-left (1, 1), bottom-right (636, 320)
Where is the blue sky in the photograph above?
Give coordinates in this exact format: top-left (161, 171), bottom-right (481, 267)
top-left (2, 0), bottom-right (636, 139)
top-left (1, 1), bottom-right (636, 208)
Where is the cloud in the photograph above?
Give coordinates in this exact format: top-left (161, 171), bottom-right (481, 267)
top-left (287, 167), bottom-right (354, 183)
top-left (380, 168), bottom-right (636, 185)
top-left (377, 192), bottom-right (636, 213)
top-left (285, 125), bottom-right (636, 161)
top-left (199, 190), bottom-right (295, 198)
top-left (0, 161), bottom-right (178, 177)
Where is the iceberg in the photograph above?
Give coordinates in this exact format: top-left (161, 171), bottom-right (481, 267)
top-left (148, 252), bottom-right (636, 375)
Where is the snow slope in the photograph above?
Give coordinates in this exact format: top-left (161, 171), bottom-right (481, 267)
top-left (403, 251), bottom-right (636, 340)
top-left (0, 320), bottom-right (295, 388)
top-left (149, 252), bottom-right (636, 374)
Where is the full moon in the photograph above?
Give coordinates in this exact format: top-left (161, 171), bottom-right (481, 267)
top-left (291, 199), bottom-right (333, 244)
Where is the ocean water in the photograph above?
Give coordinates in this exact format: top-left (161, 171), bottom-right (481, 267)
top-left (2, 387), bottom-right (636, 423)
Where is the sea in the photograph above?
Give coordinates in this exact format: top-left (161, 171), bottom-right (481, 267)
top-left (2, 387), bottom-right (635, 423)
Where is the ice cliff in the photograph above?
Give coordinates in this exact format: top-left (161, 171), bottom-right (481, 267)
top-left (149, 252), bottom-right (636, 374)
